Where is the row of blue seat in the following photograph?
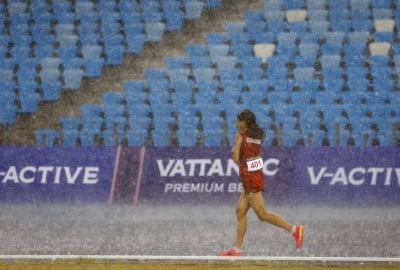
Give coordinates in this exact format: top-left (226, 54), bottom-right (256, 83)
top-left (263, 0), bottom-right (396, 10)
top-left (34, 105), bottom-right (399, 146)
top-left (0, 0), bottom-right (224, 130)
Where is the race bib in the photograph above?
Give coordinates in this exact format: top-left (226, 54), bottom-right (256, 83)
top-left (246, 157), bottom-right (263, 172)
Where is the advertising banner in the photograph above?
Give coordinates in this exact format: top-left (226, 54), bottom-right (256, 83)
top-left (292, 147), bottom-right (400, 206)
top-left (0, 146), bottom-right (399, 206)
top-left (0, 147), bottom-right (117, 203)
top-left (138, 147), bottom-right (297, 204)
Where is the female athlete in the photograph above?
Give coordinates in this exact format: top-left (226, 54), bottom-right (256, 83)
top-left (220, 109), bottom-right (303, 256)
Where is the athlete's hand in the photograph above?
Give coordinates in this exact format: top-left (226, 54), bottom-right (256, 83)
top-left (231, 133), bottom-right (242, 162)
top-left (234, 133), bottom-right (242, 145)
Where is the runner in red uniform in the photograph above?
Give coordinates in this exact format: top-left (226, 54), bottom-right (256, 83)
top-left (220, 109), bottom-right (303, 256)
top-left (238, 131), bottom-right (265, 193)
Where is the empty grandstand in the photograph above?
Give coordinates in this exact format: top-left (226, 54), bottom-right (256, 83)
top-left (1, 0), bottom-right (399, 147)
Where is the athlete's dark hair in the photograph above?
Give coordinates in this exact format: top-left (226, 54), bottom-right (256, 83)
top-left (237, 109), bottom-right (265, 140)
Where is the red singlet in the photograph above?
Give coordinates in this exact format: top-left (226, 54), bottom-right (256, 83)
top-left (238, 132), bottom-right (264, 192)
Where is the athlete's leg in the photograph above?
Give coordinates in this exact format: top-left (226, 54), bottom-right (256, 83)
top-left (247, 191), bottom-right (293, 232)
top-left (234, 191), bottom-right (251, 249)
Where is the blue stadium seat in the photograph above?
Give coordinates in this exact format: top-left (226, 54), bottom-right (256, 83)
top-left (170, 81), bottom-right (194, 105)
top-left (19, 92), bottom-right (40, 113)
top-left (84, 58), bottom-right (105, 77)
top-left (57, 45), bottom-right (78, 59)
top-left (41, 80), bottom-right (62, 101)
top-left (0, 84), bottom-right (16, 104)
top-left (309, 20), bottom-right (329, 33)
top-left (212, 56), bottom-right (237, 69)
top-left (203, 129), bottom-right (224, 146)
top-left (189, 56), bottom-right (213, 68)
top-left (352, 19), bottom-right (374, 31)
top-left (321, 43), bottom-right (343, 55)
top-left (151, 130), bottom-right (170, 146)
top-left (295, 78), bottom-right (320, 92)
top-left (184, 0), bottom-right (204, 20)
top-left (205, 32), bottom-right (228, 45)
top-left (345, 31), bottom-right (370, 44)
top-left (78, 130), bottom-right (100, 146)
top-left (0, 69), bottom-right (14, 81)
top-left (80, 115), bottom-right (103, 139)
top-left (293, 67), bottom-right (315, 81)
top-left (373, 32), bottom-right (394, 43)
top-left (165, 57), bottom-right (187, 69)
top-left (40, 57), bottom-right (61, 70)
top-left (208, 44), bottom-right (230, 58)
top-left (126, 129), bottom-right (148, 146)
top-left (343, 45), bottom-right (366, 68)
top-left (168, 68), bottom-right (191, 82)
top-left (294, 55), bottom-right (317, 67)
top-left (264, 0), bottom-right (284, 10)
top-left (297, 32), bottom-right (321, 44)
top-left (264, 10), bottom-right (286, 22)
top-left (277, 32), bottom-right (298, 44)
top-left (298, 43), bottom-right (319, 56)
top-left (104, 45), bottom-right (125, 65)
top-left (79, 33), bottom-right (101, 46)
top-left (40, 68), bottom-right (60, 82)
top-left (288, 21), bottom-right (309, 33)
top-left (320, 55), bottom-right (342, 68)
top-left (246, 19), bottom-right (267, 36)
top-left (104, 115), bottom-right (127, 137)
top-left (313, 90), bottom-right (338, 105)
top-left (323, 76), bottom-right (345, 92)
top-left (330, 20), bottom-right (352, 32)
top-left (185, 44), bottom-right (208, 58)
top-left (276, 44), bottom-right (297, 58)
top-left (35, 45), bottom-right (54, 59)
top-left (125, 33), bottom-right (146, 54)
top-left (63, 69), bottom-right (84, 90)
top-left (102, 92), bottom-right (124, 106)
top-left (225, 21), bottom-right (246, 34)
top-left (55, 24), bottom-right (74, 37)
top-left (177, 130), bottom-right (198, 146)
top-left (231, 43), bottom-right (253, 60)
top-left (218, 68), bottom-right (240, 83)
top-left (206, 0), bottom-right (222, 8)
top-left (0, 103), bottom-right (17, 125)
top-left (75, 2), bottom-right (95, 13)
top-left (81, 45), bottom-right (103, 59)
top-left (7, 2), bottom-right (27, 14)
top-left (241, 56), bottom-right (263, 70)
top-left (307, 8), bottom-right (327, 20)
top-left (284, 0), bottom-right (305, 9)
top-left (80, 104), bottom-right (103, 119)
top-left (104, 102), bottom-right (126, 120)
top-left (59, 116), bottom-right (81, 132)
top-left (371, 0), bottom-right (392, 9)
top-left (35, 129), bottom-right (58, 146)
top-left (165, 10), bottom-right (185, 31)
top-left (323, 32), bottom-right (346, 44)
top-left (242, 67), bottom-right (265, 81)
top-left (372, 8), bottom-right (393, 20)
top-left (350, 7), bottom-right (371, 20)
top-left (350, 0), bottom-right (370, 9)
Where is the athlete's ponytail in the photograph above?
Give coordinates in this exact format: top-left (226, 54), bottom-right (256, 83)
top-left (237, 109), bottom-right (265, 140)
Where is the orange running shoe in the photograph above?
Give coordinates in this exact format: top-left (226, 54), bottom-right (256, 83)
top-left (292, 226), bottom-right (304, 248)
top-left (219, 249), bottom-right (242, 256)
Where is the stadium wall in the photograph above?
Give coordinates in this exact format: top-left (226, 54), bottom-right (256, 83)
top-left (0, 147), bottom-right (399, 206)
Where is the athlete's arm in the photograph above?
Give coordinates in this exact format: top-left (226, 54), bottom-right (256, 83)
top-left (231, 133), bottom-right (242, 163)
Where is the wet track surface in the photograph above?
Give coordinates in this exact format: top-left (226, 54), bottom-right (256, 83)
top-left (0, 204), bottom-right (398, 258)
